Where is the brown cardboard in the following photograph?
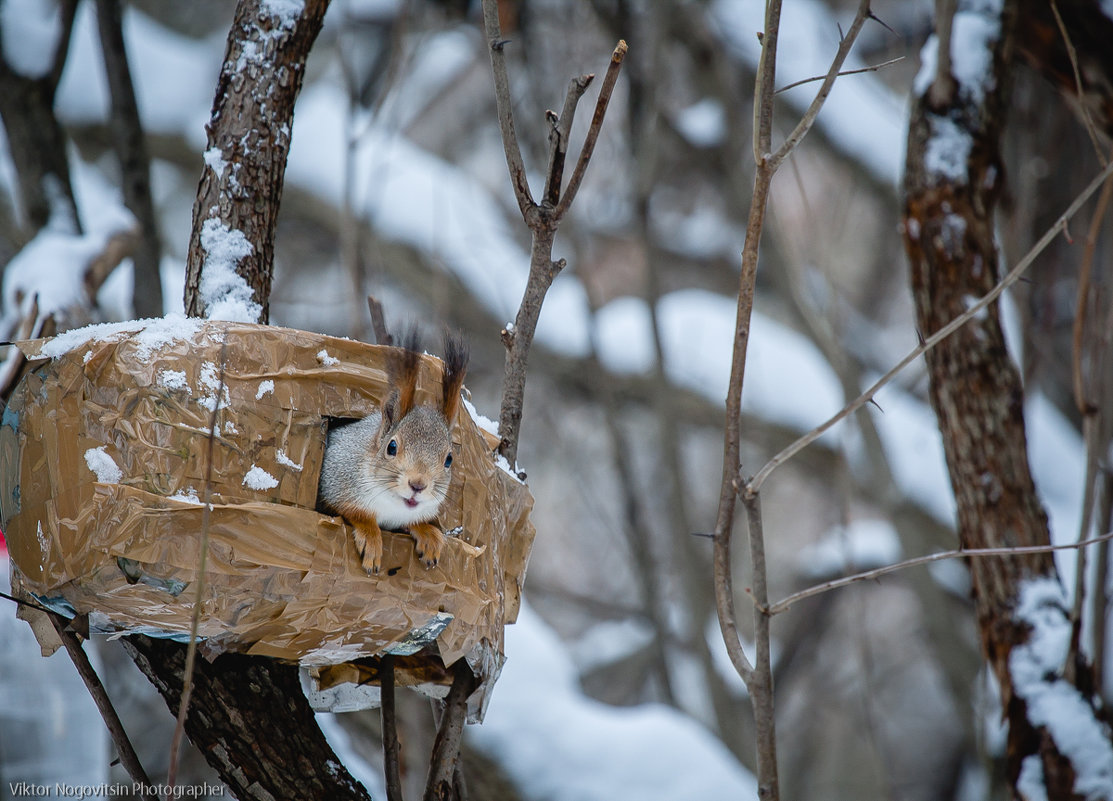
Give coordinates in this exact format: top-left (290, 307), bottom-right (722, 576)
top-left (0, 319), bottom-right (535, 717)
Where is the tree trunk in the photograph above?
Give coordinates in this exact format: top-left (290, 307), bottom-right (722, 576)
top-left (122, 636), bottom-right (373, 801)
top-left (903, 2), bottom-right (1110, 798)
top-left (183, 0), bottom-right (331, 321)
top-left (121, 3), bottom-right (376, 799)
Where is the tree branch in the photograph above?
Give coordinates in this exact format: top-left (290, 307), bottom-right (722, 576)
top-left (553, 40), bottom-right (627, 219)
top-left (748, 155), bottom-right (1113, 494)
top-left (480, 0), bottom-right (533, 217)
top-left (543, 74), bottom-right (594, 208)
top-left (381, 655), bottom-right (404, 801)
top-left (50, 615), bottom-right (157, 801)
top-left (767, 0), bottom-right (872, 172)
top-left (769, 531), bottom-right (1113, 616)
top-left (423, 661), bottom-right (475, 801)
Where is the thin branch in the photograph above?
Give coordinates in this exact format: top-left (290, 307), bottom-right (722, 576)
top-left (1050, 0), bottom-right (1106, 166)
top-left (743, 492), bottom-right (779, 799)
top-left (1071, 151), bottom-right (1113, 414)
top-left (768, 0), bottom-right (872, 172)
top-left (748, 155), bottom-right (1113, 494)
top-left (1090, 472), bottom-right (1113, 691)
top-left (0, 588), bottom-right (54, 614)
top-left (480, 0), bottom-right (533, 217)
top-left (168, 334), bottom-right (228, 787)
top-left (482, 0), bottom-right (626, 466)
top-left (423, 661), bottom-right (475, 801)
top-left (752, 0), bottom-right (783, 163)
top-left (543, 74), bottom-right (594, 208)
top-left (50, 615), bottom-right (158, 801)
top-left (553, 39), bottom-right (627, 219)
top-left (774, 55), bottom-right (904, 94)
top-left (381, 655), bottom-right (404, 801)
top-left (768, 531), bottom-right (1113, 616)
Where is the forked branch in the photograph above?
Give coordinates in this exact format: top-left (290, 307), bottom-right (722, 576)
top-left (481, 0), bottom-right (626, 466)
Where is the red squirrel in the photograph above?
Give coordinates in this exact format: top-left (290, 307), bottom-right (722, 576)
top-left (318, 330), bottom-right (468, 574)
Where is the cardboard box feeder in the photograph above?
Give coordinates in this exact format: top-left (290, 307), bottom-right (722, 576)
top-left (0, 318), bottom-right (535, 716)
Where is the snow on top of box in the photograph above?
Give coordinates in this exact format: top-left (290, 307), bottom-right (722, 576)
top-left (35, 313), bottom-right (205, 361)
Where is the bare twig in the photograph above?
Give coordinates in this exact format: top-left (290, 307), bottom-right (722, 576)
top-left (774, 55), bottom-right (904, 94)
top-left (748, 155), bottom-right (1113, 494)
top-left (743, 492), bottom-right (778, 799)
top-left (1050, 0), bottom-right (1105, 166)
top-left (769, 531), bottom-right (1113, 616)
top-left (381, 655), bottom-right (404, 801)
top-left (552, 40), bottom-right (627, 219)
top-left (480, 1), bottom-right (533, 216)
top-left (1091, 472), bottom-right (1113, 690)
top-left (1071, 152), bottom-right (1113, 414)
top-left (543, 74), bottom-right (594, 207)
top-left (767, 0), bottom-right (872, 172)
top-left (50, 615), bottom-right (157, 801)
top-left (168, 334), bottom-right (228, 787)
top-left (482, 0), bottom-right (626, 466)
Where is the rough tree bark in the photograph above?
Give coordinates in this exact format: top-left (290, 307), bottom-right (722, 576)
top-left (123, 636), bottom-right (372, 801)
top-left (119, 3), bottom-right (377, 799)
top-left (183, 0), bottom-right (331, 321)
top-left (903, 2), bottom-right (1110, 798)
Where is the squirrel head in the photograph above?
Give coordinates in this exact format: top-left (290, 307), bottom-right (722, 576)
top-left (363, 328), bottom-right (469, 525)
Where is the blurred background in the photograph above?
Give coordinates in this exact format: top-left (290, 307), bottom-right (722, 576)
top-left (0, 1), bottom-right (1108, 799)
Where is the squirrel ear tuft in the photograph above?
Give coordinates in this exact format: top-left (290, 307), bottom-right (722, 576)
top-left (440, 329), bottom-right (469, 427)
top-left (388, 325), bottom-right (422, 418)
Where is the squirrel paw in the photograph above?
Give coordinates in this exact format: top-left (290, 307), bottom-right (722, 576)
top-left (353, 523), bottom-right (384, 575)
top-left (409, 523), bottom-right (446, 569)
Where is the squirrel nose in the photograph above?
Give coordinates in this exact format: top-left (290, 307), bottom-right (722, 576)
top-left (409, 479), bottom-right (426, 494)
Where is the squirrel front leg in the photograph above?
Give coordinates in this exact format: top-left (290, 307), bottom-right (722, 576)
top-left (348, 513), bottom-right (384, 575)
top-left (407, 522), bottom-right (446, 569)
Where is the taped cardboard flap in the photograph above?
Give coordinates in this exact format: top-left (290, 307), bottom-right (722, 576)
top-left (0, 318), bottom-right (536, 716)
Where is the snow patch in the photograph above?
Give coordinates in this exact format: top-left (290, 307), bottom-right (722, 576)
top-left (0, 0), bottom-right (62, 78)
top-left (674, 98), bottom-right (726, 148)
top-left (169, 488), bottom-right (203, 505)
top-left (463, 398), bottom-right (499, 439)
top-left (203, 147), bottom-right (228, 179)
top-left (262, 0), bottom-right (304, 28)
top-left (797, 519), bottom-right (902, 579)
top-left (158, 369), bottom-right (190, 393)
top-left (316, 349), bottom-right (339, 366)
top-left (198, 218), bottom-right (262, 323)
top-left (33, 314), bottom-right (205, 361)
top-left (1010, 577), bottom-right (1113, 799)
top-left (84, 447), bottom-right (122, 484)
top-left (243, 465), bottom-right (279, 491)
top-left (470, 602), bottom-right (759, 800)
top-left (276, 449), bottom-right (303, 471)
top-left (925, 116), bottom-right (973, 181)
top-left (255, 379), bottom-right (275, 400)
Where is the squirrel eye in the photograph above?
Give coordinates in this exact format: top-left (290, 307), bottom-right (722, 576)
top-left (387, 439), bottom-right (398, 456)
top-left (444, 452), bottom-right (453, 468)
